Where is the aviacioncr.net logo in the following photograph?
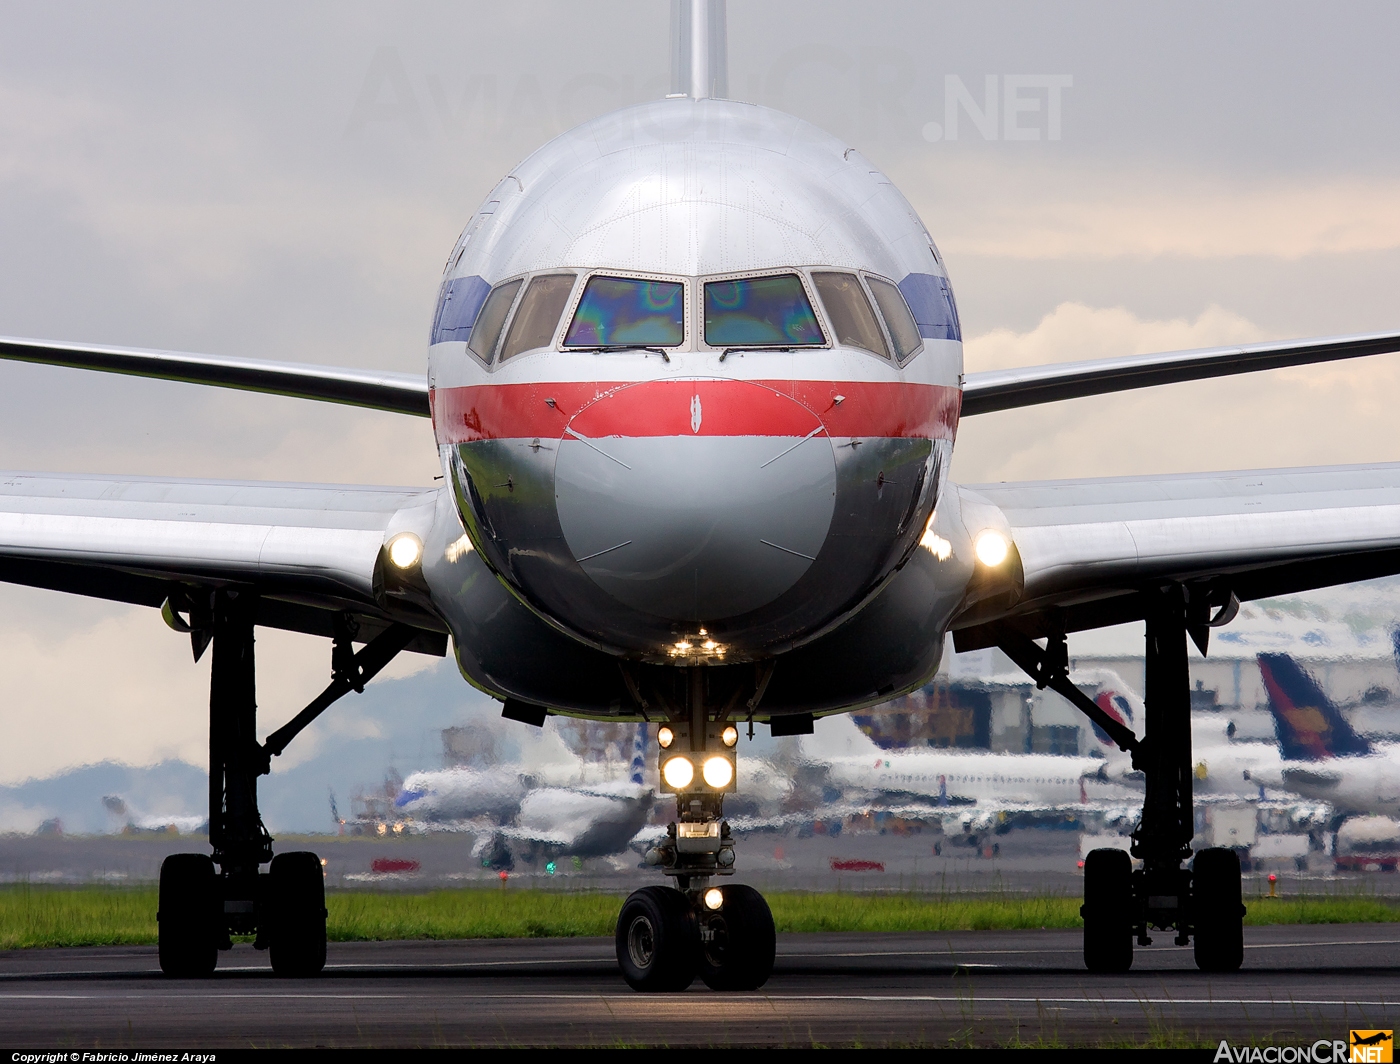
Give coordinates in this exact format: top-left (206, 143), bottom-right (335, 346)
top-left (1213, 1036), bottom-right (1390, 1063)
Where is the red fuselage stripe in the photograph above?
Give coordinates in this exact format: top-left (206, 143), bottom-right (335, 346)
top-left (431, 380), bottom-right (962, 443)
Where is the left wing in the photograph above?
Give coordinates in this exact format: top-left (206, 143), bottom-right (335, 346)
top-left (951, 463), bottom-right (1400, 645)
top-left (960, 330), bottom-right (1400, 416)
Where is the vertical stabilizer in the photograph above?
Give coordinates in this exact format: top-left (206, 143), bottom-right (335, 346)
top-left (671, 0), bottom-right (728, 100)
top-left (630, 722), bottom-right (648, 786)
top-left (1258, 652), bottom-right (1371, 760)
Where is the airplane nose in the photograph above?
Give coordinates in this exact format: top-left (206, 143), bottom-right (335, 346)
top-left (554, 379), bottom-right (835, 622)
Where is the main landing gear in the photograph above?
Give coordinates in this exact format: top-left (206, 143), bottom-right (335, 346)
top-left (616, 666), bottom-right (777, 992)
top-left (157, 590), bottom-right (411, 977)
top-left (1001, 585), bottom-right (1245, 974)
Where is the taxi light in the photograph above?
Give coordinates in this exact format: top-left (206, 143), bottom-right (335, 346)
top-left (657, 726), bottom-right (675, 749)
top-left (703, 887), bottom-right (724, 911)
top-left (662, 756), bottom-right (694, 789)
top-left (973, 529), bottom-right (1009, 567)
top-left (721, 725), bottom-right (738, 747)
top-left (702, 755), bottom-right (733, 789)
top-left (388, 533), bottom-right (423, 569)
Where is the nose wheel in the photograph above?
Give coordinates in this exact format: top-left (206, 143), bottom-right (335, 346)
top-left (615, 883), bottom-right (776, 992)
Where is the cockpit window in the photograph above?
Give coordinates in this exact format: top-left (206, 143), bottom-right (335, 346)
top-left (563, 275), bottom-right (684, 347)
top-left (498, 273), bottom-right (576, 362)
top-left (865, 276), bottom-right (922, 362)
top-left (467, 278), bottom-right (522, 363)
top-left (703, 274), bottom-right (824, 347)
top-left (811, 271), bottom-right (888, 359)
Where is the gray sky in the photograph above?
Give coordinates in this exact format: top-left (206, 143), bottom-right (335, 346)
top-left (3, 1), bottom-right (1400, 783)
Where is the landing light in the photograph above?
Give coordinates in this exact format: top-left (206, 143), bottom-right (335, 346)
top-left (703, 887), bottom-right (724, 911)
top-left (662, 756), bottom-right (694, 789)
top-left (702, 756), bottom-right (734, 789)
top-left (387, 532), bottom-right (423, 569)
top-left (973, 529), bottom-right (1010, 567)
top-left (657, 726), bottom-right (675, 749)
top-left (721, 725), bottom-right (738, 747)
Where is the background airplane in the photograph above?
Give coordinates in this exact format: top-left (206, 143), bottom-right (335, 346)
top-left (395, 723), bottom-right (655, 868)
top-left (1254, 652), bottom-right (1400, 818)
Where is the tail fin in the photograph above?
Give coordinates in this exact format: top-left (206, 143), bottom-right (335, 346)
top-left (1091, 690), bottom-right (1137, 750)
top-left (797, 713), bottom-right (881, 761)
top-left (1258, 652), bottom-right (1370, 760)
top-left (630, 723), bottom-right (647, 786)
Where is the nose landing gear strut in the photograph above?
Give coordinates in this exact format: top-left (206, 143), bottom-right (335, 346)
top-left (616, 666), bottom-right (776, 992)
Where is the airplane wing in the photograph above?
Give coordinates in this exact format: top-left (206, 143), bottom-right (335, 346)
top-left (0, 471), bottom-right (447, 651)
top-left (0, 336), bottom-right (429, 416)
top-left (952, 464), bottom-right (1400, 646)
top-left (960, 330), bottom-right (1400, 415)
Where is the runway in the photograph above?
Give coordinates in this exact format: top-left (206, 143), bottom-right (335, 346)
top-left (2, 925), bottom-right (1398, 1048)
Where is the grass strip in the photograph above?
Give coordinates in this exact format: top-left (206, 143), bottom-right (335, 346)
top-left (3, 884), bottom-right (1400, 949)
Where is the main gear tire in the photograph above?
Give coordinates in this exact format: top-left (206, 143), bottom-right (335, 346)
top-left (616, 886), bottom-right (698, 992)
top-left (699, 884), bottom-right (776, 991)
top-left (1192, 847), bottom-right (1245, 973)
top-left (157, 853), bottom-right (220, 977)
top-left (1082, 847), bottom-right (1134, 973)
top-left (268, 851), bottom-right (328, 977)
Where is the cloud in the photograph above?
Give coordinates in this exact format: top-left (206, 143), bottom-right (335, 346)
top-left (0, 581), bottom-right (443, 786)
top-left (963, 301), bottom-right (1270, 372)
top-left (898, 157), bottom-right (1400, 261)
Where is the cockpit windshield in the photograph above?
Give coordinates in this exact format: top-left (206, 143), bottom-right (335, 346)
top-left (563, 275), bottom-right (684, 347)
top-left (703, 274), bottom-right (824, 347)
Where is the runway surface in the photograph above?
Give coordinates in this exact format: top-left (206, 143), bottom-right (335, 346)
top-left (2, 925), bottom-right (1398, 1048)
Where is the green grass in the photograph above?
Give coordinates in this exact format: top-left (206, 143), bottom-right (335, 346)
top-left (3, 883), bottom-right (1400, 949)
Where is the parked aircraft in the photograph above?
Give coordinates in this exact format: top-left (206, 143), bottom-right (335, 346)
top-left (3, 0), bottom-right (1400, 983)
top-left (101, 795), bottom-right (206, 836)
top-left (1254, 653), bottom-right (1400, 818)
top-left (395, 724), bottom-right (656, 867)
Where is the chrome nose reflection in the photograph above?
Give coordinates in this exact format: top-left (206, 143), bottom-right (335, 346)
top-left (554, 380), bottom-right (836, 622)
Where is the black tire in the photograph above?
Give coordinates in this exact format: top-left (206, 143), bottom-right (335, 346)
top-left (615, 886), bottom-right (698, 992)
top-left (699, 884), bottom-right (776, 991)
top-left (158, 853), bottom-right (219, 977)
top-left (268, 851), bottom-right (328, 977)
top-left (1081, 847), bottom-right (1133, 973)
top-left (1193, 847), bottom-right (1244, 973)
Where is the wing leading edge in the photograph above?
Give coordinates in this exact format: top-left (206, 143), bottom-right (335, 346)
top-left (952, 463), bottom-right (1400, 646)
top-left (960, 330), bottom-right (1400, 416)
top-left (0, 336), bottom-right (430, 417)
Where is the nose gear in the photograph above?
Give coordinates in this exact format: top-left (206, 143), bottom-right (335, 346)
top-left (616, 665), bottom-right (777, 992)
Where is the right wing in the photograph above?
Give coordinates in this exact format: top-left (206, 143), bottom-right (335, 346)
top-left (0, 471), bottom-right (447, 651)
top-left (0, 336), bottom-right (429, 417)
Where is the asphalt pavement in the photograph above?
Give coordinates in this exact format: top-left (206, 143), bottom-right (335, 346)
top-left (1, 925), bottom-right (1396, 1048)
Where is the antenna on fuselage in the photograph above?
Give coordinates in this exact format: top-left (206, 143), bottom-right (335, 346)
top-left (671, 0), bottom-right (728, 100)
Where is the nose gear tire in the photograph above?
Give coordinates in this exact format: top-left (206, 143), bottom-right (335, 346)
top-left (1081, 847), bottom-right (1133, 973)
top-left (616, 886), bottom-right (699, 992)
top-left (699, 884), bottom-right (776, 991)
top-left (268, 851), bottom-right (328, 977)
top-left (1192, 847), bottom-right (1244, 972)
top-left (157, 853), bottom-right (220, 977)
